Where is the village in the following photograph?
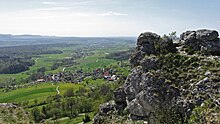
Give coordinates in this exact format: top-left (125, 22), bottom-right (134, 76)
top-left (0, 49), bottom-right (131, 93)
top-left (34, 67), bottom-right (119, 84)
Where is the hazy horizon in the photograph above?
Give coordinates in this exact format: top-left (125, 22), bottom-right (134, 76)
top-left (0, 0), bottom-right (220, 37)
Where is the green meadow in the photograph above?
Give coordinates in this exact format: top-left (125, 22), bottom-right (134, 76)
top-left (0, 83), bottom-right (85, 103)
top-left (0, 45), bottom-right (126, 84)
top-left (0, 40), bottom-right (133, 123)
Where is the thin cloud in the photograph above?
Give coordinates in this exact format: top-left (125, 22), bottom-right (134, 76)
top-left (97, 11), bottom-right (128, 16)
top-left (72, 12), bottom-right (90, 17)
top-left (42, 1), bottom-right (58, 5)
top-left (41, 1), bottom-right (92, 6)
top-left (217, 21), bottom-right (220, 23)
top-left (36, 7), bottom-right (69, 11)
top-left (70, 1), bottom-right (93, 5)
top-left (67, 11), bottom-right (127, 17)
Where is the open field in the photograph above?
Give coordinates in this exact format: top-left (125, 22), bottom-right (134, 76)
top-left (0, 83), bottom-right (85, 103)
top-left (73, 55), bottom-right (117, 72)
top-left (0, 38), bottom-right (134, 123)
top-left (0, 44), bottom-right (131, 84)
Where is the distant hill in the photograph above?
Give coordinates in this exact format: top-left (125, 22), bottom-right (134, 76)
top-left (0, 34), bottom-right (71, 47)
top-left (0, 34), bottom-right (136, 47)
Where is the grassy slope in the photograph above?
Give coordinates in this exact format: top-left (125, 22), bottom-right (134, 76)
top-left (0, 83), bottom-right (85, 103)
top-left (73, 55), bottom-right (117, 72)
top-left (0, 47), bottom-right (120, 103)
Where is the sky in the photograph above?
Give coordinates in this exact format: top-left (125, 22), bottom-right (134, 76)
top-left (0, 0), bottom-right (219, 37)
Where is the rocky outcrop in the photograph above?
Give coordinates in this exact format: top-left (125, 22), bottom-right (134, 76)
top-left (0, 103), bottom-right (33, 124)
top-left (130, 32), bottom-right (177, 66)
top-left (113, 87), bottom-right (127, 112)
top-left (180, 29), bottom-right (220, 55)
top-left (99, 101), bottom-right (115, 115)
top-left (136, 32), bottom-right (159, 54)
top-left (94, 101), bottom-right (116, 124)
top-left (121, 68), bottom-right (182, 120)
top-left (94, 29), bottom-right (220, 124)
top-left (0, 103), bottom-right (17, 108)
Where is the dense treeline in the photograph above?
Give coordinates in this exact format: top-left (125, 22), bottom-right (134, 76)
top-left (0, 44), bottom-right (68, 56)
top-left (106, 49), bottom-right (134, 61)
top-left (0, 44), bottom-right (74, 74)
top-left (0, 57), bottom-right (34, 74)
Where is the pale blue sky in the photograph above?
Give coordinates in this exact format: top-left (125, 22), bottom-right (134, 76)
top-left (0, 0), bottom-right (219, 36)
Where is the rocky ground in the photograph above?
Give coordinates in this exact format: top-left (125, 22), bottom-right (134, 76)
top-left (94, 29), bottom-right (220, 124)
top-left (0, 103), bottom-right (33, 124)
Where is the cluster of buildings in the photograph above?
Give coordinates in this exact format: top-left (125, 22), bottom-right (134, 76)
top-left (35, 67), bottom-right (118, 84)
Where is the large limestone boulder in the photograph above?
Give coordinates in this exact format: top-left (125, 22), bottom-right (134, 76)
top-left (137, 32), bottom-right (160, 54)
top-left (122, 67), bottom-right (176, 119)
top-left (180, 29), bottom-right (219, 42)
top-left (180, 29), bottom-right (220, 55)
top-left (196, 29), bottom-right (219, 41)
top-left (130, 32), bottom-right (159, 66)
top-left (130, 32), bottom-right (177, 66)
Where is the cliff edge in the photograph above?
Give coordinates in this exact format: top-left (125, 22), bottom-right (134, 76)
top-left (94, 29), bottom-right (220, 124)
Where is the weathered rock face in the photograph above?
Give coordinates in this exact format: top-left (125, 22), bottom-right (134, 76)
top-left (94, 29), bottom-right (220, 124)
top-left (180, 29), bottom-right (219, 42)
top-left (113, 32), bottom-right (180, 120)
top-left (99, 101), bottom-right (115, 115)
top-left (121, 68), bottom-right (182, 119)
top-left (140, 56), bottom-right (159, 72)
top-left (113, 87), bottom-right (127, 112)
top-left (137, 32), bottom-right (160, 54)
top-left (196, 29), bottom-right (219, 41)
top-left (93, 101), bottom-right (116, 124)
top-left (180, 29), bottom-right (220, 55)
top-left (130, 32), bottom-right (158, 66)
top-left (130, 32), bottom-right (177, 66)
